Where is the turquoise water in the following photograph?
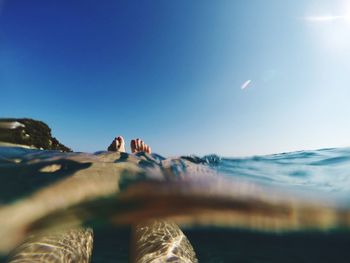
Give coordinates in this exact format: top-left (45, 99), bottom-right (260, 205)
top-left (1, 146), bottom-right (350, 262)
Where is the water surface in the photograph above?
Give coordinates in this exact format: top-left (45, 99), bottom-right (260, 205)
top-left (1, 146), bottom-right (350, 262)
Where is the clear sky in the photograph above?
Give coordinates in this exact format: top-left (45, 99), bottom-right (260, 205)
top-left (1, 0), bottom-right (350, 156)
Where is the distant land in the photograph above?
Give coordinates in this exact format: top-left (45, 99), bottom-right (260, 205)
top-left (0, 118), bottom-right (71, 152)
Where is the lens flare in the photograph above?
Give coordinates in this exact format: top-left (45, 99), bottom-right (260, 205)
top-left (241, 80), bottom-right (252, 90)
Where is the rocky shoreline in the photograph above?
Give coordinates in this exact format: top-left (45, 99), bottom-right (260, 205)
top-left (0, 118), bottom-right (71, 152)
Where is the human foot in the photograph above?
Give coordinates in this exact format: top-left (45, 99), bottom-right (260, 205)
top-left (130, 138), bottom-right (152, 154)
top-left (107, 136), bottom-right (126, 152)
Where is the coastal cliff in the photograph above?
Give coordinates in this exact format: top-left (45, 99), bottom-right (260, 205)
top-left (0, 118), bottom-right (71, 152)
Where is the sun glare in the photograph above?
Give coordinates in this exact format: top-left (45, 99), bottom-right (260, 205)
top-left (303, 2), bottom-right (350, 52)
top-left (304, 16), bottom-right (344, 22)
top-left (304, 2), bottom-right (350, 24)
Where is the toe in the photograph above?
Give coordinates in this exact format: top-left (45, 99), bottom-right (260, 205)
top-left (136, 138), bottom-right (141, 151)
top-left (131, 139), bottom-right (137, 153)
top-left (117, 136), bottom-right (123, 146)
top-left (107, 138), bottom-right (117, 151)
top-left (116, 136), bottom-right (125, 152)
top-left (140, 140), bottom-right (145, 151)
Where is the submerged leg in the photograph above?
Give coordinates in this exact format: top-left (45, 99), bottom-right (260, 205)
top-left (128, 139), bottom-right (197, 262)
top-left (7, 228), bottom-right (93, 263)
top-left (131, 221), bottom-right (198, 263)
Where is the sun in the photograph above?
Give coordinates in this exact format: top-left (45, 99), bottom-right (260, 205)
top-left (304, 2), bottom-right (350, 24)
top-left (303, 2), bottom-right (350, 52)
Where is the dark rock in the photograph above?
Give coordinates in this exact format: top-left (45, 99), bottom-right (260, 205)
top-left (0, 118), bottom-right (72, 152)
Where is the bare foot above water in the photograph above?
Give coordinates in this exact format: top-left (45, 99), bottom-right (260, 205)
top-left (107, 136), bottom-right (126, 152)
top-left (107, 136), bottom-right (152, 154)
top-left (131, 138), bottom-right (152, 154)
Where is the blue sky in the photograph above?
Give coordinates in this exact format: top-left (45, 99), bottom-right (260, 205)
top-left (1, 0), bottom-right (350, 156)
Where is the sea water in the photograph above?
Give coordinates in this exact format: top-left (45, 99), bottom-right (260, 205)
top-left (187, 148), bottom-right (350, 262)
top-left (207, 147), bottom-right (350, 196)
top-left (1, 146), bottom-right (350, 262)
